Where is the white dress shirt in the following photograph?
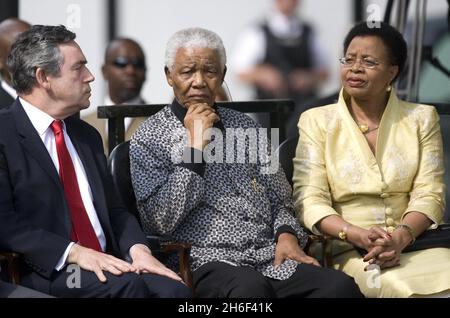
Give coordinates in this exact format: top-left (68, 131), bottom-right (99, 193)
top-left (20, 98), bottom-right (106, 270)
top-left (232, 9), bottom-right (329, 73)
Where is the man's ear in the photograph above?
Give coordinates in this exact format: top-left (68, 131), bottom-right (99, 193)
top-left (222, 66), bottom-right (227, 83)
top-left (164, 66), bottom-right (173, 87)
top-left (101, 64), bottom-right (108, 80)
top-left (35, 67), bottom-right (51, 89)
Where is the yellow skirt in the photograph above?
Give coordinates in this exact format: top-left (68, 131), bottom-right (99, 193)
top-left (333, 247), bottom-right (450, 297)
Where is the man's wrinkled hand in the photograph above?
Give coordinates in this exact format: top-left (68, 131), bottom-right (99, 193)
top-left (184, 103), bottom-right (220, 150)
top-left (68, 244), bottom-right (135, 283)
top-left (129, 244), bottom-right (183, 283)
top-left (274, 233), bottom-right (320, 268)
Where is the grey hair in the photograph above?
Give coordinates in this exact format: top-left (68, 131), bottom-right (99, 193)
top-left (7, 25), bottom-right (76, 94)
top-left (165, 27), bottom-right (226, 71)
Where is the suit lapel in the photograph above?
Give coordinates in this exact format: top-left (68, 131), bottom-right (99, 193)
top-left (12, 100), bottom-right (62, 189)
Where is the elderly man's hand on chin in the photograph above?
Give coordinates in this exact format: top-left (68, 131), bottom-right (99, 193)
top-left (184, 102), bottom-right (220, 150)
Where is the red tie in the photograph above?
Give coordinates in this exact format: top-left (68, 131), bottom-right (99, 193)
top-left (50, 120), bottom-right (102, 252)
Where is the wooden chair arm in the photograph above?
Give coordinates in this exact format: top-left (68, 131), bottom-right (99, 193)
top-left (0, 251), bottom-right (21, 284)
top-left (305, 235), bottom-right (335, 268)
top-left (160, 242), bottom-right (193, 289)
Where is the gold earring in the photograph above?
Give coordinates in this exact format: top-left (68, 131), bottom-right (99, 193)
top-left (386, 85), bottom-right (392, 92)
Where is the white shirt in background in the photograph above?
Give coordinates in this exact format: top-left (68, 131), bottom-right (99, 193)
top-left (232, 9), bottom-right (329, 74)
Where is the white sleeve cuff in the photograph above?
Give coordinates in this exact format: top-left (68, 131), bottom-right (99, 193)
top-left (55, 242), bottom-right (75, 271)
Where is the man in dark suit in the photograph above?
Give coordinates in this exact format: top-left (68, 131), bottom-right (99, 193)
top-left (0, 24), bottom-right (191, 298)
top-left (0, 18), bottom-right (30, 108)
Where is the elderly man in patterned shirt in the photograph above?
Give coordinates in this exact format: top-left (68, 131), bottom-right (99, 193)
top-left (130, 27), bottom-right (362, 298)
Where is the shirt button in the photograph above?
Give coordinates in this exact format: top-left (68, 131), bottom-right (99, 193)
top-left (380, 193), bottom-right (390, 199)
top-left (387, 226), bottom-right (395, 234)
top-left (385, 208), bottom-right (393, 216)
top-left (386, 218), bottom-right (395, 226)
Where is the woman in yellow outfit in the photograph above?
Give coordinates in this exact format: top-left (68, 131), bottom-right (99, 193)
top-left (293, 21), bottom-right (450, 297)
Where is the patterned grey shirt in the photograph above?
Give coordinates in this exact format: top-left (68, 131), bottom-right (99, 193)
top-left (130, 102), bottom-right (308, 280)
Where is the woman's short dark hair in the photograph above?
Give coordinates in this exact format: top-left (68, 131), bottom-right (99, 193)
top-left (7, 25), bottom-right (76, 94)
top-left (343, 21), bottom-right (407, 82)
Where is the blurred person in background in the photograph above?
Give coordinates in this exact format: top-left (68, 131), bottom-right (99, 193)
top-left (233, 0), bottom-right (329, 137)
top-left (83, 37), bottom-right (147, 153)
top-left (0, 18), bottom-right (30, 108)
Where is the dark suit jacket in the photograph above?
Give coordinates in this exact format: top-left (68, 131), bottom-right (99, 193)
top-left (0, 99), bottom-right (148, 292)
top-left (0, 84), bottom-right (14, 109)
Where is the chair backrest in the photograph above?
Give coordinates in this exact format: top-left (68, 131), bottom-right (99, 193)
top-left (276, 135), bottom-right (299, 187)
top-left (107, 141), bottom-right (140, 222)
top-left (97, 100), bottom-right (295, 155)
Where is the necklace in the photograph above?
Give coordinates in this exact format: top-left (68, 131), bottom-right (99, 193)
top-left (358, 123), bottom-right (379, 134)
top-left (348, 103), bottom-right (383, 134)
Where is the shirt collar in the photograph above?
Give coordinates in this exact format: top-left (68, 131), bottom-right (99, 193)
top-left (169, 99), bottom-right (188, 124)
top-left (19, 97), bottom-right (63, 137)
top-left (267, 9), bottom-right (302, 38)
top-left (169, 99), bottom-right (224, 130)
